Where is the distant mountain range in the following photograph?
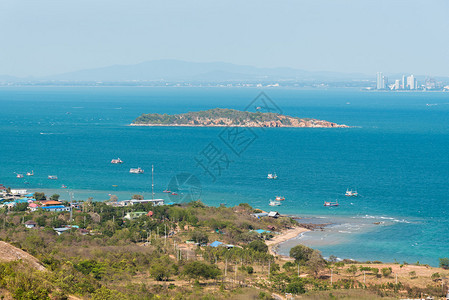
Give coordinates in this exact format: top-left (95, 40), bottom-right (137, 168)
top-left (0, 60), bottom-right (373, 83)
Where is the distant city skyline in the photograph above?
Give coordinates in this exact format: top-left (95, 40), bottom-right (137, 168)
top-left (1, 0), bottom-right (449, 78)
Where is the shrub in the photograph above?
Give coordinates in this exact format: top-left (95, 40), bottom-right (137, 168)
top-left (439, 258), bottom-right (449, 269)
top-left (248, 240), bottom-right (268, 253)
top-left (289, 244), bottom-right (314, 262)
top-left (381, 267), bottom-right (392, 277)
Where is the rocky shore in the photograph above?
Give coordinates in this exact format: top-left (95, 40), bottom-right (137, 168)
top-left (131, 108), bottom-right (349, 128)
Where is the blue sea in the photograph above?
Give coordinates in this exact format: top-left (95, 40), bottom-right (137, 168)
top-left (1, 86), bottom-right (448, 266)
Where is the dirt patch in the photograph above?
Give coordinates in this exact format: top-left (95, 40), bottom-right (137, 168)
top-left (0, 241), bottom-right (45, 271)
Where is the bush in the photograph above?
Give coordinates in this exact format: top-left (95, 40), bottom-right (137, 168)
top-left (439, 258), bottom-right (449, 269)
top-left (431, 272), bottom-right (440, 281)
top-left (248, 240), bottom-right (268, 253)
top-left (191, 231), bottom-right (209, 245)
top-left (182, 261), bottom-right (221, 281)
top-left (381, 267), bottom-right (392, 277)
top-left (286, 279), bottom-right (306, 294)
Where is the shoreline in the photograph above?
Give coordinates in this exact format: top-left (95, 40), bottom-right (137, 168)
top-left (129, 123), bottom-right (350, 128)
top-left (266, 226), bottom-right (310, 259)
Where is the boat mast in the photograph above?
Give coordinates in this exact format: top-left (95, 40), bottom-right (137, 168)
top-left (152, 165), bottom-right (154, 200)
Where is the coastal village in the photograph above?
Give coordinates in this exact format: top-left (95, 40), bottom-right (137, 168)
top-left (1, 183), bottom-right (449, 299)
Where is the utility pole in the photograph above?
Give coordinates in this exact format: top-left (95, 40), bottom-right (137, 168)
top-left (331, 269), bottom-right (333, 285)
top-left (268, 260), bottom-right (271, 277)
top-left (225, 258), bottom-right (228, 279)
top-left (297, 262), bottom-right (300, 277)
top-left (395, 273), bottom-right (397, 284)
top-left (69, 191), bottom-right (73, 222)
top-left (364, 271), bottom-right (366, 285)
top-left (164, 224), bottom-right (167, 246)
top-left (152, 165), bottom-right (154, 200)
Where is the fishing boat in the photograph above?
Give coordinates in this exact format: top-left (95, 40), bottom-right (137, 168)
top-left (129, 167), bottom-right (144, 174)
top-left (275, 196), bottom-right (285, 201)
top-left (111, 158), bottom-right (123, 164)
top-left (171, 192), bottom-right (178, 196)
top-left (163, 190), bottom-right (171, 193)
top-left (345, 189), bottom-right (358, 197)
top-left (48, 175), bottom-right (58, 180)
top-left (61, 184), bottom-right (67, 189)
top-left (26, 171), bottom-right (34, 176)
top-left (269, 199), bottom-right (281, 206)
top-left (16, 173), bottom-right (24, 178)
top-left (267, 172), bottom-right (278, 179)
top-left (324, 200), bottom-right (339, 207)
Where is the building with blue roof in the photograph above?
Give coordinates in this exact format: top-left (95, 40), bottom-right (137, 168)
top-left (209, 241), bottom-right (223, 247)
top-left (41, 205), bottom-right (70, 212)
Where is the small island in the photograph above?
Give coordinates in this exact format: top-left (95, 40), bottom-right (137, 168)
top-left (131, 108), bottom-right (349, 128)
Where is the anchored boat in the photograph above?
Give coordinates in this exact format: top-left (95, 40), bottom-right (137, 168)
top-left (324, 200), bottom-right (339, 207)
top-left (130, 167), bottom-right (144, 174)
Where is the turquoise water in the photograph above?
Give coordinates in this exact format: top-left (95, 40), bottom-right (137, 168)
top-left (1, 87), bottom-right (448, 266)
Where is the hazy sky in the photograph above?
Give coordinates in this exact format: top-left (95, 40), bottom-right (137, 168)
top-left (1, 0), bottom-right (449, 77)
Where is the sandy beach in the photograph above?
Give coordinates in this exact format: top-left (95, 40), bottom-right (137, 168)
top-left (266, 226), bottom-right (310, 257)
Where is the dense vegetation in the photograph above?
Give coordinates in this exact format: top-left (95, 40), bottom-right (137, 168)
top-left (0, 198), bottom-right (448, 299)
top-left (133, 108), bottom-right (309, 126)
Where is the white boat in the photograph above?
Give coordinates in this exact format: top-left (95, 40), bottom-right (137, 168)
top-left (275, 196), bottom-right (285, 201)
top-left (269, 199), bottom-right (281, 206)
top-left (111, 158), bottom-right (123, 164)
top-left (324, 200), bottom-right (339, 207)
top-left (345, 189), bottom-right (358, 197)
top-left (16, 173), bottom-right (24, 178)
top-left (267, 172), bottom-right (278, 179)
top-left (26, 171), bottom-right (34, 176)
top-left (48, 175), bottom-right (58, 180)
top-left (130, 167), bottom-right (144, 174)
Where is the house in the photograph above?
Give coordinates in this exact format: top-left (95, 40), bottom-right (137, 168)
top-left (267, 225), bottom-right (276, 231)
top-left (41, 200), bottom-right (62, 206)
top-left (123, 211), bottom-right (147, 220)
top-left (110, 198), bottom-right (165, 207)
top-left (41, 205), bottom-right (71, 212)
top-left (209, 241), bottom-right (223, 247)
top-left (252, 212), bottom-right (269, 218)
top-left (11, 189), bottom-right (27, 196)
top-left (28, 203), bottom-right (40, 212)
top-left (24, 220), bottom-right (37, 229)
top-left (268, 211), bottom-right (280, 218)
top-left (253, 229), bottom-right (271, 234)
top-left (79, 229), bottom-right (90, 235)
top-left (53, 227), bottom-right (71, 235)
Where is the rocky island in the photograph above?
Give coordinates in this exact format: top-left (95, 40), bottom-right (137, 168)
top-left (131, 108), bottom-right (349, 128)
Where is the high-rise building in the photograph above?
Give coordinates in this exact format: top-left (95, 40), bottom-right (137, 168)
top-left (401, 75), bottom-right (406, 89)
top-left (394, 80), bottom-right (400, 90)
top-left (407, 75), bottom-right (416, 90)
top-left (377, 72), bottom-right (386, 89)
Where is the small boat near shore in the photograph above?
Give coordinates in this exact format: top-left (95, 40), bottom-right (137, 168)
top-left (275, 196), bottom-right (285, 201)
top-left (163, 190), bottom-right (171, 193)
top-left (16, 173), bottom-right (24, 178)
top-left (61, 184), bottom-right (67, 188)
top-left (324, 200), bottom-right (339, 207)
top-left (26, 171), bottom-right (34, 176)
top-left (345, 189), bottom-right (358, 197)
top-left (111, 158), bottom-right (123, 164)
top-left (48, 175), bottom-right (58, 180)
top-left (130, 167), bottom-right (144, 174)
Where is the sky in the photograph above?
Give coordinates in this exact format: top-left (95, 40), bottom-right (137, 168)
top-left (1, 0), bottom-right (449, 77)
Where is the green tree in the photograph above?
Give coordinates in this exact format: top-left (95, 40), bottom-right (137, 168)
top-left (34, 192), bottom-right (46, 201)
top-left (132, 194), bottom-right (143, 200)
top-left (191, 231), bottom-right (209, 245)
top-left (182, 261), bottom-right (221, 282)
top-left (248, 240), bottom-right (268, 253)
top-left (286, 279), bottom-right (306, 294)
top-left (150, 263), bottom-right (172, 281)
top-left (439, 258), bottom-right (449, 269)
top-left (307, 250), bottom-right (326, 278)
top-left (289, 244), bottom-right (314, 262)
top-left (50, 194), bottom-right (60, 201)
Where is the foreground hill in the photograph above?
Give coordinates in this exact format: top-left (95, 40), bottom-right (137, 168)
top-left (132, 108), bottom-right (349, 128)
